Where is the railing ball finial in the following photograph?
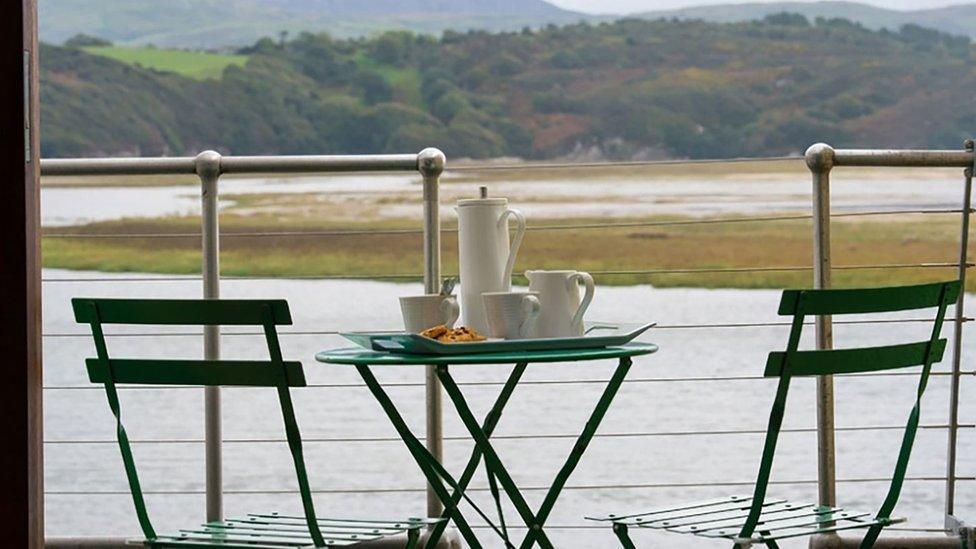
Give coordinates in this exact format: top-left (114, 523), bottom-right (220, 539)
top-left (805, 143), bottom-right (835, 173)
top-left (417, 148), bottom-right (446, 178)
top-left (195, 150), bottom-right (222, 180)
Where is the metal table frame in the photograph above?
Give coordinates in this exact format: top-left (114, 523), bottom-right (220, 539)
top-left (316, 344), bottom-right (657, 549)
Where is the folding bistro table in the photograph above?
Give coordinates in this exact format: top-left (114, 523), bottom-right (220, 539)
top-left (315, 343), bottom-right (657, 549)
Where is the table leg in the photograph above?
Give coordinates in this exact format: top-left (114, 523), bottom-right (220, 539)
top-left (436, 365), bottom-right (557, 549)
top-left (438, 357), bottom-right (634, 549)
top-left (520, 357), bottom-right (632, 548)
top-left (355, 365), bottom-right (486, 548)
top-left (425, 362), bottom-right (528, 546)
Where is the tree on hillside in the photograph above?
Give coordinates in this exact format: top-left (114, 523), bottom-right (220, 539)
top-left (64, 33), bottom-right (112, 48)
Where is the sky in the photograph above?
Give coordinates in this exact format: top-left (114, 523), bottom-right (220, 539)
top-left (547, 0), bottom-right (966, 14)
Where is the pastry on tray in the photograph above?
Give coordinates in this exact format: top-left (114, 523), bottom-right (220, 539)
top-left (420, 325), bottom-right (450, 339)
top-left (420, 325), bottom-right (487, 343)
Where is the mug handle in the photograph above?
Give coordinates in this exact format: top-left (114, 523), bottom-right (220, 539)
top-left (441, 296), bottom-right (460, 328)
top-left (498, 208), bottom-right (526, 289)
top-left (568, 271), bottom-right (595, 332)
top-left (518, 295), bottom-right (541, 339)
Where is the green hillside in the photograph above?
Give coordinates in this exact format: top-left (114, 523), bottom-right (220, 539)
top-left (83, 46), bottom-right (249, 80)
top-left (40, 16), bottom-right (976, 160)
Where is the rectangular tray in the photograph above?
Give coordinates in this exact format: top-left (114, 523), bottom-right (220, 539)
top-left (340, 322), bottom-right (655, 355)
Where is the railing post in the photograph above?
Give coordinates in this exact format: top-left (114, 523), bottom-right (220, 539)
top-left (195, 150), bottom-right (223, 522)
top-left (418, 148), bottom-right (446, 518)
top-left (806, 143), bottom-right (837, 509)
top-left (946, 139), bottom-right (973, 525)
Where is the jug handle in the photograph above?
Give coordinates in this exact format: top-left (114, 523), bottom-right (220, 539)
top-left (499, 208), bottom-right (526, 288)
top-left (519, 294), bottom-right (541, 339)
top-left (568, 271), bottom-right (595, 331)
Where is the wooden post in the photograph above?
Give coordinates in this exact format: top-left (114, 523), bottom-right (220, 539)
top-left (0, 1), bottom-right (43, 548)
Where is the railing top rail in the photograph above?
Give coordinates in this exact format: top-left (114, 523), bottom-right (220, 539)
top-left (40, 148), bottom-right (976, 178)
top-left (41, 156), bottom-right (198, 176)
top-left (807, 144), bottom-right (974, 170)
top-left (40, 150), bottom-right (440, 177)
top-left (219, 154), bottom-right (420, 174)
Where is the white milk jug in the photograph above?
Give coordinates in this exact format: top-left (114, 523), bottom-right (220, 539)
top-left (456, 190), bottom-right (526, 333)
top-left (525, 270), bottom-right (595, 338)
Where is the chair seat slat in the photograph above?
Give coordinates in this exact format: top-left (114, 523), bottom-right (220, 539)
top-left (245, 513), bottom-right (440, 527)
top-left (663, 502), bottom-right (817, 532)
top-left (152, 535), bottom-right (333, 548)
top-left (604, 497), bottom-right (789, 525)
top-left (142, 510), bottom-right (428, 548)
top-left (180, 528), bottom-right (381, 543)
top-left (216, 521), bottom-right (405, 535)
top-left (754, 516), bottom-right (900, 542)
top-left (605, 496), bottom-right (892, 544)
top-left (688, 509), bottom-right (871, 536)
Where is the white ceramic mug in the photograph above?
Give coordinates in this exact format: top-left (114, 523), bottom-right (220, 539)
top-left (525, 270), bottom-right (595, 337)
top-left (399, 294), bottom-right (460, 333)
top-left (482, 291), bottom-right (541, 340)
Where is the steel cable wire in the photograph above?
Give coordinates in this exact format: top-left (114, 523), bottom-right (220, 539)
top-left (39, 316), bottom-right (974, 340)
top-left (43, 475), bottom-right (975, 496)
top-left (42, 369), bottom-right (974, 391)
top-left (43, 423), bottom-right (973, 446)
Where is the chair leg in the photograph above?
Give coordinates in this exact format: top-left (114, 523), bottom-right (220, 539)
top-left (613, 523), bottom-right (637, 549)
top-left (406, 527), bottom-right (419, 549)
top-left (858, 524), bottom-right (882, 549)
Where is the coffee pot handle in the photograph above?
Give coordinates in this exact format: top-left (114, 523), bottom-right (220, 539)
top-left (568, 271), bottom-right (595, 331)
top-left (499, 208), bottom-right (526, 289)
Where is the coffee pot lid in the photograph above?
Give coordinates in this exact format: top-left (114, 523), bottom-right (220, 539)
top-left (457, 185), bottom-right (507, 207)
top-left (457, 197), bottom-right (507, 207)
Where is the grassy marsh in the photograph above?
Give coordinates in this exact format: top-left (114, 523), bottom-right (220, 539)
top-left (42, 212), bottom-right (970, 289)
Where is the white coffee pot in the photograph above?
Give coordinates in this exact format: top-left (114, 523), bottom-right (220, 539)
top-left (525, 269), bottom-right (595, 338)
top-left (456, 188), bottom-right (526, 333)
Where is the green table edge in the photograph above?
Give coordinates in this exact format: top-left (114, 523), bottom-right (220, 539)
top-left (314, 342), bottom-right (658, 366)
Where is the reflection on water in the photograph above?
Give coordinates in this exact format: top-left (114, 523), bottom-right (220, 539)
top-left (41, 169), bottom-right (968, 227)
top-left (43, 271), bottom-right (975, 547)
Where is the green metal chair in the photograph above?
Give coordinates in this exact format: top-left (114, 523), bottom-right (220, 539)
top-left (73, 297), bottom-right (443, 548)
top-left (586, 280), bottom-right (960, 549)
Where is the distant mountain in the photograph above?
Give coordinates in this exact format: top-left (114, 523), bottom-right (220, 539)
top-left (638, 2), bottom-right (976, 39)
top-left (39, 0), bottom-right (586, 48)
top-left (256, 0), bottom-right (571, 16)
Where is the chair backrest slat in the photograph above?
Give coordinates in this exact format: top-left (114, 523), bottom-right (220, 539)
top-left (778, 280), bottom-right (960, 316)
top-left (764, 339), bottom-right (947, 377)
top-left (72, 298), bottom-right (292, 325)
top-left (87, 358), bottom-right (306, 387)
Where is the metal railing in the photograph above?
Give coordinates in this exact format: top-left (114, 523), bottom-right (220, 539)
top-left (42, 149), bottom-right (447, 522)
top-left (39, 145), bottom-right (974, 546)
top-left (804, 142), bottom-right (975, 545)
